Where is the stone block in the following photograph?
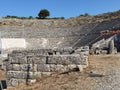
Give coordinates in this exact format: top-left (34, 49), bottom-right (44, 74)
top-left (80, 57), bottom-right (88, 65)
top-left (33, 72), bottom-right (42, 78)
top-left (26, 49), bottom-right (51, 55)
top-left (7, 78), bottom-right (19, 86)
top-left (27, 79), bottom-right (36, 85)
top-left (49, 64), bottom-right (68, 72)
top-left (7, 71), bottom-right (36, 79)
top-left (6, 63), bottom-right (13, 71)
top-left (26, 55), bottom-right (47, 64)
top-left (34, 56), bottom-right (46, 64)
top-left (26, 56), bottom-right (34, 64)
top-left (16, 64), bottom-right (37, 71)
top-left (11, 56), bottom-right (27, 64)
top-left (67, 64), bottom-right (77, 70)
top-left (56, 52), bottom-right (61, 55)
top-left (25, 52), bottom-right (34, 56)
top-left (41, 72), bottom-right (52, 77)
top-left (37, 64), bottom-right (50, 72)
top-left (6, 64), bottom-right (37, 71)
top-left (7, 71), bottom-right (26, 79)
top-left (17, 79), bottom-right (26, 84)
top-left (7, 78), bottom-right (26, 86)
top-left (12, 64), bottom-right (21, 71)
top-left (47, 55), bottom-right (88, 65)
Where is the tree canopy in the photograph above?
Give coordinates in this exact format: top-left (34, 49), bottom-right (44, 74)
top-left (38, 9), bottom-right (50, 19)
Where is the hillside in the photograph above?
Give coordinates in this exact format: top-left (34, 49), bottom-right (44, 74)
top-left (0, 10), bottom-right (120, 28)
top-left (0, 10), bottom-right (120, 49)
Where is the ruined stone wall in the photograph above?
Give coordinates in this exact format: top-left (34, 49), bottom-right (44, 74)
top-left (6, 46), bottom-right (89, 86)
top-left (90, 36), bottom-right (117, 55)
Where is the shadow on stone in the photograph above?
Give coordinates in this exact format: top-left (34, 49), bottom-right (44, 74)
top-left (60, 68), bottom-right (80, 75)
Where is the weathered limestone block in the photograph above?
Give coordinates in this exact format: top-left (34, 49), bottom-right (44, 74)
top-left (11, 64), bottom-right (21, 71)
top-left (26, 55), bottom-right (47, 65)
top-left (7, 78), bottom-right (19, 86)
top-left (18, 79), bottom-right (26, 85)
top-left (53, 47), bottom-right (74, 55)
top-left (67, 64), bottom-right (77, 70)
top-left (33, 72), bottom-right (42, 78)
top-left (25, 52), bottom-right (35, 56)
top-left (34, 55), bottom-right (47, 64)
top-left (76, 50), bottom-right (89, 56)
top-left (37, 64), bottom-right (82, 72)
top-left (55, 52), bottom-right (61, 55)
top-left (6, 63), bottom-right (13, 71)
top-left (25, 49), bottom-right (52, 55)
top-left (6, 63), bottom-right (37, 71)
top-left (0, 63), bottom-right (6, 70)
top-left (41, 72), bottom-right (52, 77)
top-left (109, 40), bottom-right (115, 54)
top-left (80, 51), bottom-right (89, 56)
top-left (49, 64), bottom-right (68, 72)
top-left (13, 64), bottom-right (37, 71)
top-left (26, 55), bottom-right (47, 64)
top-left (9, 51), bottom-right (25, 57)
top-left (37, 64), bottom-right (50, 72)
top-left (26, 56), bottom-right (34, 64)
top-left (80, 57), bottom-right (88, 65)
top-left (7, 71), bottom-right (27, 79)
top-left (10, 56), bottom-right (27, 64)
top-left (27, 79), bottom-right (37, 85)
top-left (7, 78), bottom-right (26, 87)
top-left (20, 64), bottom-right (37, 71)
top-left (7, 71), bottom-right (37, 79)
top-left (47, 55), bottom-right (87, 65)
top-left (75, 46), bottom-right (89, 55)
top-left (49, 64), bottom-right (84, 72)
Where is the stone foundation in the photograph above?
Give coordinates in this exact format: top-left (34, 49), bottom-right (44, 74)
top-left (6, 46), bottom-right (89, 86)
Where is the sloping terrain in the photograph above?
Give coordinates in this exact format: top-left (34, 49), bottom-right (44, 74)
top-left (0, 23), bottom-right (95, 49)
top-left (5, 54), bottom-right (120, 90)
top-left (1, 10), bottom-right (120, 49)
top-left (1, 10), bottom-right (120, 27)
top-left (0, 24), bottom-right (94, 48)
top-left (0, 18), bottom-right (120, 49)
top-left (74, 18), bottom-right (120, 47)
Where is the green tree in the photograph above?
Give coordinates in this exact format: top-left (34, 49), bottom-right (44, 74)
top-left (38, 9), bottom-right (50, 19)
top-left (28, 16), bottom-right (33, 19)
top-left (80, 13), bottom-right (90, 17)
top-left (84, 13), bottom-right (90, 16)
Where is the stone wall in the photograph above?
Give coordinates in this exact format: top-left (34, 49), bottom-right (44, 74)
top-left (6, 46), bottom-right (89, 86)
top-left (90, 36), bottom-right (117, 55)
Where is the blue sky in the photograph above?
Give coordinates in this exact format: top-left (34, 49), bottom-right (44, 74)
top-left (0, 0), bottom-right (120, 18)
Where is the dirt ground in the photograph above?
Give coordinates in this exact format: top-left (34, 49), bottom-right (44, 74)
top-left (1, 54), bottom-right (120, 90)
top-left (0, 70), bottom-right (6, 80)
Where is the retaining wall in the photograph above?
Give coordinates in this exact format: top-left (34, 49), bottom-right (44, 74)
top-left (6, 46), bottom-right (89, 86)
